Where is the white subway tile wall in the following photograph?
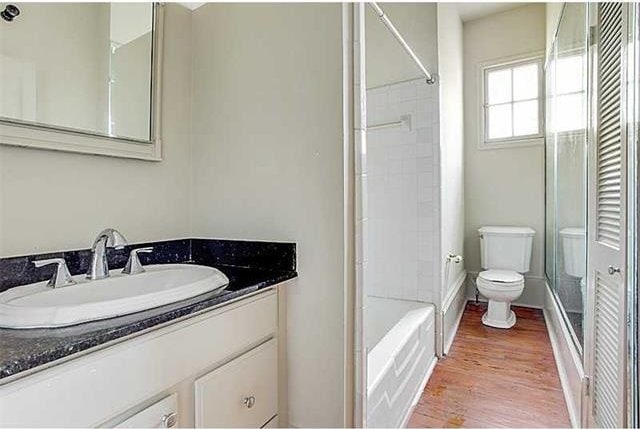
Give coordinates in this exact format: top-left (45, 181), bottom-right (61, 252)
top-left (364, 79), bottom-right (439, 303)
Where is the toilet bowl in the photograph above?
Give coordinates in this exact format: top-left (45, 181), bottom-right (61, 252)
top-left (476, 270), bottom-right (525, 328)
top-left (477, 226), bottom-right (535, 329)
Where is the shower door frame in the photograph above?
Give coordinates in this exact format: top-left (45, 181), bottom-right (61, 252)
top-left (626, 3), bottom-right (640, 426)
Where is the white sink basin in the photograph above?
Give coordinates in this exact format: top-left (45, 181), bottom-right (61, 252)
top-left (0, 264), bottom-right (229, 329)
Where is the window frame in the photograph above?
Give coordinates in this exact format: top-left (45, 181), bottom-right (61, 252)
top-left (479, 53), bottom-right (545, 149)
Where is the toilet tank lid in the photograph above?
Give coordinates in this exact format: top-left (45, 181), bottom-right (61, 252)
top-left (478, 226), bottom-right (535, 236)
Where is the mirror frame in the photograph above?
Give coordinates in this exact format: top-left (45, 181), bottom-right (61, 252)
top-left (0, 3), bottom-right (164, 161)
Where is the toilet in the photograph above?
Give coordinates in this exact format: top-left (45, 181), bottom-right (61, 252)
top-left (477, 226), bottom-right (535, 328)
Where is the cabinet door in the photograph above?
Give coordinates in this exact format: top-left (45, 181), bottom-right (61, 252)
top-left (114, 394), bottom-right (178, 428)
top-left (195, 340), bottom-right (277, 428)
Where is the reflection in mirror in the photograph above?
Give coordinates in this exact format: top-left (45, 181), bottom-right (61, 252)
top-left (545, 3), bottom-right (587, 349)
top-left (0, 3), bottom-right (153, 142)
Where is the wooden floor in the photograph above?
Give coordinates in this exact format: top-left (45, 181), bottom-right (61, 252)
top-left (408, 303), bottom-right (571, 428)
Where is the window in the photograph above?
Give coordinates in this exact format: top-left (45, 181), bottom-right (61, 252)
top-left (482, 57), bottom-right (544, 147)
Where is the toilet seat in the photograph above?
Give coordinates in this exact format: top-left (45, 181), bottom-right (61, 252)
top-left (477, 271), bottom-right (524, 296)
top-left (478, 269), bottom-right (523, 284)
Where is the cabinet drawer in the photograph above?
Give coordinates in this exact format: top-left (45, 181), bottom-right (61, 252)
top-left (195, 340), bottom-right (277, 428)
top-left (114, 394), bottom-right (177, 428)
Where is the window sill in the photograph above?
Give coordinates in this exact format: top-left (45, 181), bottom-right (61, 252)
top-left (479, 137), bottom-right (544, 150)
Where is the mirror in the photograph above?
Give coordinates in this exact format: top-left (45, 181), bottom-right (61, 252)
top-left (0, 3), bottom-right (162, 159)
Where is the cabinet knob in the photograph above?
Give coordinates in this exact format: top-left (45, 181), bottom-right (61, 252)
top-left (608, 265), bottom-right (621, 275)
top-left (161, 412), bottom-right (177, 428)
top-left (242, 396), bottom-right (256, 409)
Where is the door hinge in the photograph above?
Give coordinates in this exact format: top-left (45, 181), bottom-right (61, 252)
top-left (589, 25), bottom-right (598, 46)
top-left (583, 375), bottom-right (591, 396)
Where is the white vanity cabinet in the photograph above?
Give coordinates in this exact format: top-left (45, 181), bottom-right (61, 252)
top-left (195, 339), bottom-right (277, 428)
top-left (0, 289), bottom-right (281, 428)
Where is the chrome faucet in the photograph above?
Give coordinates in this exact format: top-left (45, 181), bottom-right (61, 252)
top-left (33, 258), bottom-right (77, 288)
top-left (122, 247), bottom-right (154, 275)
top-left (87, 228), bottom-right (128, 280)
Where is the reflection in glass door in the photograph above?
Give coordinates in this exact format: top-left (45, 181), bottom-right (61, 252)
top-left (545, 3), bottom-right (588, 350)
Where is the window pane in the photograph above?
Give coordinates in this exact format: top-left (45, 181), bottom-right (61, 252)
top-left (488, 104), bottom-right (512, 139)
top-left (513, 100), bottom-right (539, 136)
top-left (487, 69), bottom-right (511, 104)
top-left (556, 55), bottom-right (584, 95)
top-left (554, 93), bottom-right (585, 132)
top-left (513, 63), bottom-right (538, 101)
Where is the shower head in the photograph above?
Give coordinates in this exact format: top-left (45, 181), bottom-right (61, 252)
top-left (1, 4), bottom-right (20, 22)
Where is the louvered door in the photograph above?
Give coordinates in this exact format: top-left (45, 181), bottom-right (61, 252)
top-left (586, 2), bottom-right (628, 428)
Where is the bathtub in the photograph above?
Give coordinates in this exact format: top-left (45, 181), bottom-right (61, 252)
top-left (366, 297), bottom-right (436, 428)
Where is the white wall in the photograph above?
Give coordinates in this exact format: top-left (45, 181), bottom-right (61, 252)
top-left (189, 4), bottom-right (346, 427)
top-left (462, 4), bottom-right (546, 307)
top-left (437, 4), bottom-right (465, 301)
top-left (0, 4), bottom-right (192, 257)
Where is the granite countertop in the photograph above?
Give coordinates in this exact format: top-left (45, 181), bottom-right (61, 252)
top-left (0, 263), bottom-right (296, 384)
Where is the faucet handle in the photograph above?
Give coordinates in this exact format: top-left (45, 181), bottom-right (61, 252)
top-left (33, 258), bottom-right (77, 288)
top-left (122, 247), bottom-right (153, 275)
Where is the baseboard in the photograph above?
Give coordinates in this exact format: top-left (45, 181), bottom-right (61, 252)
top-left (400, 354), bottom-right (438, 428)
top-left (436, 270), bottom-right (467, 357)
top-left (444, 301), bottom-right (465, 355)
top-left (469, 296), bottom-right (544, 310)
top-left (442, 271), bottom-right (467, 355)
top-left (543, 283), bottom-right (583, 428)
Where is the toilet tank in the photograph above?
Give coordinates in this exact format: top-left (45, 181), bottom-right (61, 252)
top-left (559, 227), bottom-right (586, 278)
top-left (479, 226), bottom-right (535, 273)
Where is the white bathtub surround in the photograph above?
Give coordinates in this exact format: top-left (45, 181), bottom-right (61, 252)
top-left (365, 79), bottom-right (440, 304)
top-left (365, 297), bottom-right (436, 428)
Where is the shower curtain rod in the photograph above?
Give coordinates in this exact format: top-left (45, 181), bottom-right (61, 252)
top-left (369, 2), bottom-right (437, 85)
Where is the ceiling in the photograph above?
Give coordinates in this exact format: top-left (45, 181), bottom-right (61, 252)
top-left (452, 2), bottom-right (525, 22)
top-left (178, 3), bottom-right (205, 11)
top-left (176, 2), bottom-right (524, 21)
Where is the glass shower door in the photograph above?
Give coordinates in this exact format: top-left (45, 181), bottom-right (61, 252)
top-left (545, 3), bottom-right (588, 350)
